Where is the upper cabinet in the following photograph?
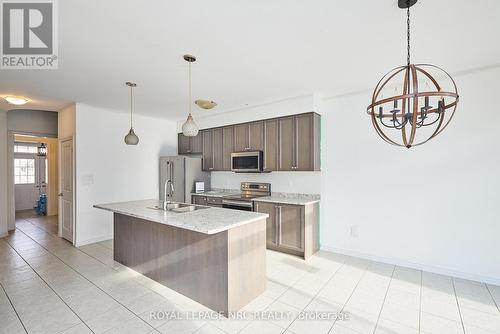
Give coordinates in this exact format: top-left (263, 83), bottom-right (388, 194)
top-left (278, 113), bottom-right (320, 171)
top-left (179, 112), bottom-right (321, 172)
top-left (178, 133), bottom-right (202, 155)
top-left (233, 121), bottom-right (263, 152)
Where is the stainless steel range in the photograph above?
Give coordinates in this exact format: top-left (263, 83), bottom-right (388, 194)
top-left (221, 182), bottom-right (271, 211)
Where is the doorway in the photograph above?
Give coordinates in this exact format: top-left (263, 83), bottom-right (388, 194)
top-left (11, 134), bottom-right (59, 237)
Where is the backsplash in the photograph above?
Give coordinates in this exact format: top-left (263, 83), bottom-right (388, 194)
top-left (210, 171), bottom-right (321, 195)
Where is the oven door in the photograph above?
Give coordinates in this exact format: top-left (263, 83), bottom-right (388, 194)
top-left (221, 199), bottom-right (253, 211)
top-left (231, 151), bottom-right (263, 172)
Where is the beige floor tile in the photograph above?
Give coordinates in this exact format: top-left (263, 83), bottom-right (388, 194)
top-left (420, 312), bottom-right (464, 334)
top-left (460, 306), bottom-right (500, 333)
top-left (239, 320), bottom-right (285, 334)
top-left (265, 300), bottom-right (301, 328)
top-left (379, 301), bottom-right (420, 329)
top-left (102, 316), bottom-right (156, 334)
top-left (58, 323), bottom-right (94, 334)
top-left (157, 319), bottom-right (205, 334)
top-left (85, 305), bottom-right (137, 333)
top-left (338, 306), bottom-right (378, 334)
top-left (421, 296), bottom-right (461, 322)
top-left (374, 318), bottom-right (419, 334)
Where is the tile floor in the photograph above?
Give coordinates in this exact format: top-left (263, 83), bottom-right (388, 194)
top-left (1, 216), bottom-right (500, 334)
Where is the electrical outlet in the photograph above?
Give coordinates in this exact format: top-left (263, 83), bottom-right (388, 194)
top-left (350, 225), bottom-right (359, 238)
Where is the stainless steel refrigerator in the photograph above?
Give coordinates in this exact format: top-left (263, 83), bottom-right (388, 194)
top-left (159, 156), bottom-right (210, 203)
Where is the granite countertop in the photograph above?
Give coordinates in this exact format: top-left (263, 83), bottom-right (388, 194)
top-left (253, 193), bottom-right (320, 205)
top-left (94, 199), bottom-right (268, 235)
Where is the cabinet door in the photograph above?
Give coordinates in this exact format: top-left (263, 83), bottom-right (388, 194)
top-left (190, 133), bottom-right (203, 154)
top-left (222, 126), bottom-right (234, 171)
top-left (278, 116), bottom-right (295, 171)
top-left (233, 124), bottom-right (248, 151)
top-left (212, 128), bottom-right (223, 171)
top-left (248, 121), bottom-right (263, 151)
top-left (255, 202), bottom-right (277, 247)
top-left (178, 133), bottom-right (190, 154)
top-left (278, 204), bottom-right (304, 252)
top-left (263, 119), bottom-right (278, 171)
top-left (192, 195), bottom-right (207, 205)
top-left (202, 130), bottom-right (213, 171)
top-left (295, 114), bottom-right (314, 171)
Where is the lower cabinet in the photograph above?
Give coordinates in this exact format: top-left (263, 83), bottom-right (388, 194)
top-left (191, 195), bottom-right (222, 208)
top-left (192, 195), bottom-right (208, 206)
top-left (255, 201), bottom-right (319, 259)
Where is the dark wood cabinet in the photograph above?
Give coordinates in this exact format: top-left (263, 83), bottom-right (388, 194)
top-left (248, 121), bottom-right (264, 151)
top-left (254, 201), bottom-right (277, 247)
top-left (278, 116), bottom-right (295, 171)
top-left (254, 201), bottom-right (319, 259)
top-left (192, 195), bottom-right (208, 205)
top-left (278, 113), bottom-right (320, 171)
top-left (212, 128), bottom-right (224, 171)
top-left (181, 112), bottom-right (320, 172)
top-left (178, 133), bottom-right (202, 154)
top-left (202, 130), bottom-right (213, 171)
top-left (233, 121), bottom-right (263, 152)
top-left (222, 126), bottom-right (234, 171)
top-left (192, 195), bottom-right (222, 208)
top-left (263, 119), bottom-right (279, 171)
top-left (233, 124), bottom-right (248, 152)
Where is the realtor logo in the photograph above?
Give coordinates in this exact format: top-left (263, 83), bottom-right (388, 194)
top-left (1, 0), bottom-right (58, 69)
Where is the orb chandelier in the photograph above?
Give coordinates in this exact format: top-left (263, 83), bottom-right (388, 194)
top-left (181, 54), bottom-right (199, 137)
top-left (367, 0), bottom-right (459, 148)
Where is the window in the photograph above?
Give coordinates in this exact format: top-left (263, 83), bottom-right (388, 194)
top-left (14, 158), bottom-right (36, 184)
top-left (14, 144), bottom-right (38, 154)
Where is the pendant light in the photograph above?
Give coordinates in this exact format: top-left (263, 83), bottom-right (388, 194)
top-left (181, 55), bottom-right (199, 137)
top-left (37, 143), bottom-right (47, 157)
top-left (367, 0), bottom-right (459, 148)
top-left (124, 82), bottom-right (139, 145)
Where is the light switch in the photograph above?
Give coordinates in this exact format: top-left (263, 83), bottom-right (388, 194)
top-left (350, 225), bottom-right (359, 238)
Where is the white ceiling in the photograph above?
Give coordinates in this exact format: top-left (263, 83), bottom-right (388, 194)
top-left (1, 0), bottom-right (499, 120)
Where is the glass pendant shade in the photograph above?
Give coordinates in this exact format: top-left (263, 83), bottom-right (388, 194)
top-left (124, 128), bottom-right (139, 145)
top-left (182, 113), bottom-right (199, 136)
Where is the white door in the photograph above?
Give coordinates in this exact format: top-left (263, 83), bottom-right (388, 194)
top-left (14, 145), bottom-right (47, 211)
top-left (60, 139), bottom-right (74, 242)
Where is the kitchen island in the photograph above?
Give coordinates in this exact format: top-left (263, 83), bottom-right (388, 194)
top-left (94, 199), bottom-right (268, 315)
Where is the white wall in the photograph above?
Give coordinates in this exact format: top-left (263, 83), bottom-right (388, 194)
top-left (58, 104), bottom-right (76, 139)
top-left (179, 95), bottom-right (322, 194)
top-left (0, 111), bottom-right (8, 237)
top-left (74, 104), bottom-right (177, 246)
top-left (320, 67), bottom-right (500, 285)
top-left (7, 109), bottom-right (58, 137)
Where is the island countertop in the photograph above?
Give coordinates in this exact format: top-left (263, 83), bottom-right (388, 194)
top-left (94, 199), bottom-right (268, 235)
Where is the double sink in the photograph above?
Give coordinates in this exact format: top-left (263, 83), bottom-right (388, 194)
top-left (150, 202), bottom-right (210, 213)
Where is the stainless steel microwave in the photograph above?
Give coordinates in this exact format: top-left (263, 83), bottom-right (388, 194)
top-left (231, 151), bottom-right (263, 173)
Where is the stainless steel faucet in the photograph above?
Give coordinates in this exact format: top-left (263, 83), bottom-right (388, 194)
top-left (163, 179), bottom-right (174, 210)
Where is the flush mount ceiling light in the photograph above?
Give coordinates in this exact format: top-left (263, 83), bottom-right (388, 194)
top-left (367, 0), bottom-right (459, 148)
top-left (195, 99), bottom-right (217, 110)
top-left (181, 54), bottom-right (199, 137)
top-left (4, 96), bottom-right (29, 105)
top-left (124, 82), bottom-right (139, 145)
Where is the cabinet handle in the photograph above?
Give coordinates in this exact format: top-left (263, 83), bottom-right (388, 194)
top-left (277, 206), bottom-right (282, 245)
top-left (275, 206), bottom-right (279, 245)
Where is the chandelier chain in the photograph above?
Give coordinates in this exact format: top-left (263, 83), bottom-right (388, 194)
top-left (407, 1), bottom-right (411, 65)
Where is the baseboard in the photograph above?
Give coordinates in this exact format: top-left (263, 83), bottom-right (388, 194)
top-left (0, 232), bottom-right (8, 238)
top-left (75, 234), bottom-right (112, 247)
top-left (321, 245), bottom-right (500, 286)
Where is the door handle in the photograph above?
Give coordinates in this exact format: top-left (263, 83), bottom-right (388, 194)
top-left (275, 206), bottom-right (279, 245)
top-left (58, 193), bottom-right (63, 197)
top-left (277, 206), bottom-right (282, 245)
